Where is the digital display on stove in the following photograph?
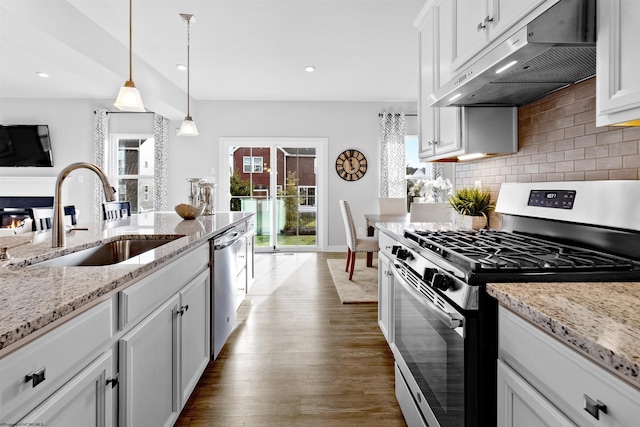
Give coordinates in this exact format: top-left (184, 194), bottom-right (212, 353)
top-left (528, 190), bottom-right (576, 209)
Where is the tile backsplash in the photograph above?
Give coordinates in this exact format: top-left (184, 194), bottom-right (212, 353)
top-left (455, 77), bottom-right (640, 229)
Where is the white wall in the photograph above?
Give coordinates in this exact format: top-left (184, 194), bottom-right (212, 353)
top-left (168, 100), bottom-right (417, 249)
top-left (1, 98), bottom-right (417, 248)
top-left (0, 98), bottom-right (109, 222)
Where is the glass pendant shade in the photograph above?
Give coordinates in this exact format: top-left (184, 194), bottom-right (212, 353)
top-left (114, 81), bottom-right (145, 112)
top-left (178, 116), bottom-right (199, 136)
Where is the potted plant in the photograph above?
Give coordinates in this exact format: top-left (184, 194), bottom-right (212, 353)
top-left (447, 186), bottom-right (494, 230)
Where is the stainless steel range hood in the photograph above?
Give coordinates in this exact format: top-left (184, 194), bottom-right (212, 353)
top-left (428, 0), bottom-right (596, 108)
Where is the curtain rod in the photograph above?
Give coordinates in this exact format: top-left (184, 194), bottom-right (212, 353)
top-left (378, 113), bottom-right (417, 117)
top-left (93, 110), bottom-right (156, 115)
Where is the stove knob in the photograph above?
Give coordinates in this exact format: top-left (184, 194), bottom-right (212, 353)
top-left (396, 248), bottom-right (414, 261)
top-left (431, 273), bottom-right (452, 291)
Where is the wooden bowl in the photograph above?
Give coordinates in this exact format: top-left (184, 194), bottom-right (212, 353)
top-left (174, 203), bottom-right (206, 219)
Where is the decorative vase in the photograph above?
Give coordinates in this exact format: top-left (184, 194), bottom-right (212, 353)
top-left (454, 213), bottom-right (487, 230)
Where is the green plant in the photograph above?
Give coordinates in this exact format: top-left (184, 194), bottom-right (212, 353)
top-left (447, 187), bottom-right (494, 218)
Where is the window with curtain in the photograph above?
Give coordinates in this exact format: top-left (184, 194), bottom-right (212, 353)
top-left (379, 112), bottom-right (406, 198)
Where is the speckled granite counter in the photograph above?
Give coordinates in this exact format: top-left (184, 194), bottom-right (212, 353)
top-left (487, 282), bottom-right (640, 389)
top-left (0, 211), bottom-right (252, 356)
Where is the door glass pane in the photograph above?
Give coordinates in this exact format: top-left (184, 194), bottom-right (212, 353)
top-left (116, 137), bottom-right (155, 213)
top-left (277, 147), bottom-right (317, 247)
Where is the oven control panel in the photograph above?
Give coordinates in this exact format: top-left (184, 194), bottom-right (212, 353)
top-left (528, 189), bottom-right (576, 209)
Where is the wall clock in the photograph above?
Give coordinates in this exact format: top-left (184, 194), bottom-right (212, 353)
top-left (335, 149), bottom-right (367, 181)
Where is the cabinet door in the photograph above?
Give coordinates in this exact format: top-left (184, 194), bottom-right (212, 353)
top-left (418, 8), bottom-right (436, 158)
top-left (179, 269), bottom-right (211, 408)
top-left (596, 0), bottom-right (640, 126)
top-left (19, 351), bottom-right (114, 427)
top-left (490, 0), bottom-right (547, 40)
top-left (435, 0), bottom-right (454, 89)
top-left (377, 251), bottom-right (393, 343)
top-left (451, 0), bottom-right (488, 71)
top-left (435, 107), bottom-right (461, 155)
top-left (497, 360), bottom-right (576, 427)
top-left (120, 294), bottom-right (180, 427)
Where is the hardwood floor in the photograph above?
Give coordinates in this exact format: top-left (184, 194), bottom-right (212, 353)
top-left (175, 252), bottom-right (405, 426)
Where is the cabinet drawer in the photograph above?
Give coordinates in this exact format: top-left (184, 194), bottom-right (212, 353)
top-left (499, 308), bottom-right (640, 427)
top-left (0, 299), bottom-right (113, 422)
top-left (119, 244), bottom-right (208, 330)
top-left (379, 232), bottom-right (396, 258)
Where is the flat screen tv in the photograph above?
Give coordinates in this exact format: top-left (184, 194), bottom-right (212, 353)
top-left (0, 125), bottom-right (54, 167)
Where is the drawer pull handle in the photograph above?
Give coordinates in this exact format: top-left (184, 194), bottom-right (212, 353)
top-left (177, 305), bottom-right (190, 316)
top-left (25, 366), bottom-right (46, 388)
top-left (106, 373), bottom-right (119, 388)
top-left (584, 394), bottom-right (607, 420)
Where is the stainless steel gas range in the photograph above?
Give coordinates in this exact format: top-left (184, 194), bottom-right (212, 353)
top-left (388, 181), bottom-right (640, 427)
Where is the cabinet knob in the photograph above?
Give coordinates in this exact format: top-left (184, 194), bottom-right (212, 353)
top-left (584, 394), bottom-right (607, 420)
top-left (25, 366), bottom-right (46, 388)
top-left (477, 21), bottom-right (486, 31)
top-left (106, 373), bottom-right (119, 388)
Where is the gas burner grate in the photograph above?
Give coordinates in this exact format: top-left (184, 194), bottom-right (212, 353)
top-left (404, 229), bottom-right (637, 273)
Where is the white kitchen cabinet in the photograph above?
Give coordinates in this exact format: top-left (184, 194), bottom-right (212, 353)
top-left (377, 232), bottom-right (395, 343)
top-left (416, 2), bottom-right (461, 160)
top-left (596, 0), bottom-right (640, 126)
top-left (119, 294), bottom-right (180, 427)
top-left (179, 269), bottom-right (211, 408)
top-left (497, 359), bottom-right (576, 427)
top-left (19, 351), bottom-right (114, 427)
top-left (450, 0), bottom-right (551, 72)
top-left (498, 307), bottom-right (640, 427)
top-left (119, 266), bottom-right (211, 427)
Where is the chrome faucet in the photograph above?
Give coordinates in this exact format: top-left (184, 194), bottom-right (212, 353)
top-left (52, 162), bottom-right (116, 248)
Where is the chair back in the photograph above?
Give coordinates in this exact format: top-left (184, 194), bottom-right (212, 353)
top-left (103, 201), bottom-right (131, 220)
top-left (409, 202), bottom-right (453, 223)
top-left (378, 197), bottom-right (407, 214)
top-left (29, 205), bottom-right (77, 231)
top-left (339, 200), bottom-right (357, 251)
top-left (29, 207), bottom-right (54, 231)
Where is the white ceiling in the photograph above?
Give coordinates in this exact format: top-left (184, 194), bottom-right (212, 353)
top-left (0, 0), bottom-right (423, 117)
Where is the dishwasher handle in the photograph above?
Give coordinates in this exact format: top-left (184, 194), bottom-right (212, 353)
top-left (212, 231), bottom-right (242, 250)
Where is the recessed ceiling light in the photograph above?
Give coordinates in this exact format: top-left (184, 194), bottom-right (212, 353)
top-left (305, 66), bottom-right (316, 72)
top-left (36, 72), bottom-right (49, 78)
top-left (176, 64), bottom-right (187, 71)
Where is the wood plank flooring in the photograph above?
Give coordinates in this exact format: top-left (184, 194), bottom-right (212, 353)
top-left (175, 252), bottom-right (405, 426)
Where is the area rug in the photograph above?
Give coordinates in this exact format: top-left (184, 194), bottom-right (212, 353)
top-left (327, 257), bottom-right (378, 304)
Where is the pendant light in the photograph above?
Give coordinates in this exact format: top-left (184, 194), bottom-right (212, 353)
top-left (114, 0), bottom-right (145, 112)
top-left (178, 13), bottom-right (198, 136)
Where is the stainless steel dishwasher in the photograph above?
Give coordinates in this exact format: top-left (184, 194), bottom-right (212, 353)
top-left (210, 223), bottom-right (245, 360)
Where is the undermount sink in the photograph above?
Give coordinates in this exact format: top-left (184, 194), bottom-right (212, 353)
top-left (32, 235), bottom-right (185, 267)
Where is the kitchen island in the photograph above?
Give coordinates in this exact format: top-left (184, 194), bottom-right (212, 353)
top-left (0, 211), bottom-right (253, 425)
top-left (0, 211), bottom-right (252, 355)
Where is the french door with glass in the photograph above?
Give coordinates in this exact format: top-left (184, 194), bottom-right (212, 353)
top-left (221, 138), bottom-right (326, 252)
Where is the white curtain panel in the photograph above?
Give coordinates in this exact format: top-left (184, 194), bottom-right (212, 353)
top-left (379, 112), bottom-right (406, 198)
top-left (93, 109), bottom-right (109, 222)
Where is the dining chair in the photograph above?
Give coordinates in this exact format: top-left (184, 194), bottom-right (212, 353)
top-left (378, 197), bottom-right (407, 215)
top-left (409, 202), bottom-right (453, 223)
top-left (29, 206), bottom-right (77, 231)
top-left (339, 200), bottom-right (379, 281)
top-left (102, 201), bottom-right (131, 220)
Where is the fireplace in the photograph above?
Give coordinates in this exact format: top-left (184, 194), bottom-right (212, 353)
top-left (0, 196), bottom-right (61, 232)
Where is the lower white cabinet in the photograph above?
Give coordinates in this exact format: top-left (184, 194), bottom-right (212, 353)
top-left (19, 351), bottom-right (114, 427)
top-left (498, 307), bottom-right (640, 427)
top-left (377, 232), bottom-right (395, 343)
top-left (497, 359), bottom-right (575, 427)
top-left (119, 268), bottom-right (211, 427)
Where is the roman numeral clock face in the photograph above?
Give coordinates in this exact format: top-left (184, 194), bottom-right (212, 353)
top-left (335, 149), bottom-right (367, 181)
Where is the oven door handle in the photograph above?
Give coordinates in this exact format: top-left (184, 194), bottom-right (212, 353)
top-left (392, 264), bottom-right (464, 330)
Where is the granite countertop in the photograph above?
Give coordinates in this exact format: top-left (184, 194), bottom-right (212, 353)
top-left (0, 211), bottom-right (252, 356)
top-left (487, 282), bottom-right (640, 388)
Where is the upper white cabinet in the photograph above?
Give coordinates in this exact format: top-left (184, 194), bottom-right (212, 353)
top-left (450, 0), bottom-right (552, 72)
top-left (596, 0), bottom-right (640, 126)
top-left (416, 2), bottom-right (461, 159)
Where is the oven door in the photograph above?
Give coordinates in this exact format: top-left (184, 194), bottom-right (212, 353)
top-left (391, 262), bottom-right (469, 427)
